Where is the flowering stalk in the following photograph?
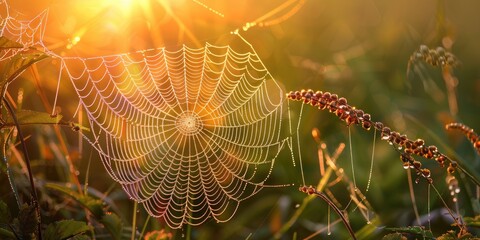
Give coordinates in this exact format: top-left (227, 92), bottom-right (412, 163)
top-left (446, 123), bottom-right (480, 156)
top-left (287, 89), bottom-right (459, 184)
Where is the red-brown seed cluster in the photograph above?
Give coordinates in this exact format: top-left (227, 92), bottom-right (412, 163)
top-left (409, 45), bottom-right (459, 68)
top-left (287, 89), bottom-right (371, 129)
top-left (288, 89), bottom-right (458, 182)
top-left (299, 185), bottom-right (316, 195)
top-left (400, 153), bottom-right (433, 183)
top-left (446, 123), bottom-right (480, 156)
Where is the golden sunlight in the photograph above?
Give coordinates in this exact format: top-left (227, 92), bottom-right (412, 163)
top-left (47, 0), bottom-right (196, 56)
top-left (110, 0), bottom-right (147, 15)
top-left (4, 0), bottom-right (480, 238)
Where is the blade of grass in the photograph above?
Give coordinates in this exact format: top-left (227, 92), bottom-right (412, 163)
top-left (131, 201), bottom-right (138, 240)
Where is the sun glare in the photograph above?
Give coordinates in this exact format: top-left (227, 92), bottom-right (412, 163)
top-left (111, 0), bottom-right (136, 14)
top-left (118, 0), bottom-right (135, 7)
top-left (115, 0), bottom-right (140, 14)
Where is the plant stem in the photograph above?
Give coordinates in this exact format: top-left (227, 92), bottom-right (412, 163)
top-left (3, 97), bottom-right (42, 240)
top-left (131, 201), bottom-right (138, 240)
top-left (310, 189), bottom-right (357, 240)
top-left (186, 219), bottom-right (192, 240)
top-left (138, 215), bottom-right (151, 240)
top-left (2, 131), bottom-right (21, 208)
top-left (273, 166), bottom-right (334, 239)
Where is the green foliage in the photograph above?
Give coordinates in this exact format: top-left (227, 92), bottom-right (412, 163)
top-left (1, 201), bottom-right (92, 240)
top-left (45, 183), bottom-right (124, 240)
top-left (0, 201), bottom-right (39, 240)
top-left (386, 226), bottom-right (434, 239)
top-left (46, 183), bottom-right (104, 217)
top-left (44, 220), bottom-right (92, 240)
top-left (101, 213), bottom-right (124, 240)
top-left (464, 215), bottom-right (480, 228)
top-left (0, 201), bottom-right (14, 239)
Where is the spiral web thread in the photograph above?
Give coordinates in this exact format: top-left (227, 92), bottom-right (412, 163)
top-left (0, 0), bottom-right (48, 61)
top-left (61, 37), bottom-right (291, 228)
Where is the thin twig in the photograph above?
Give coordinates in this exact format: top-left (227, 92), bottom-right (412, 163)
top-left (3, 97), bottom-right (42, 240)
top-left (430, 183), bottom-right (467, 235)
top-left (300, 186), bottom-right (357, 240)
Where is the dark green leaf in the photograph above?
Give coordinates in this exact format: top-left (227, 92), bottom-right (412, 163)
top-left (382, 233), bottom-right (407, 240)
top-left (45, 183), bottom-right (104, 218)
top-left (45, 183), bottom-right (126, 240)
top-left (76, 195), bottom-right (104, 218)
top-left (386, 226), bottom-right (434, 239)
top-left (44, 220), bottom-right (92, 240)
top-left (1, 51), bottom-right (48, 89)
top-left (100, 212), bottom-right (123, 240)
top-left (0, 37), bottom-right (23, 50)
top-left (0, 227), bottom-right (15, 240)
top-left (0, 200), bottom-right (11, 224)
top-left (5, 110), bottom-right (62, 126)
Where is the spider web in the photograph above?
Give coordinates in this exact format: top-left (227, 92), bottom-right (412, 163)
top-left (61, 36), bottom-right (292, 228)
top-left (0, 0), bottom-right (48, 61)
top-left (0, 0), bottom-right (298, 229)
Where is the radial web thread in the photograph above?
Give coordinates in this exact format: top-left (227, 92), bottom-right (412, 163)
top-left (61, 40), bottom-right (291, 228)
